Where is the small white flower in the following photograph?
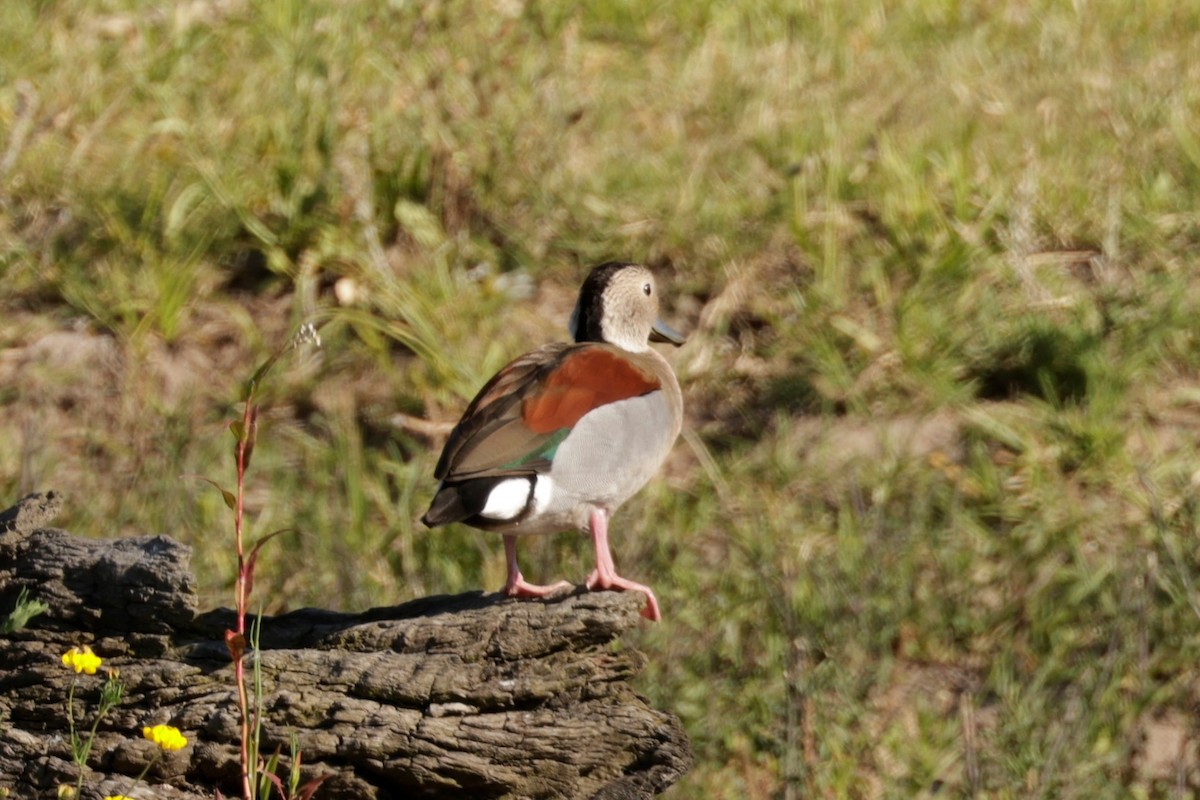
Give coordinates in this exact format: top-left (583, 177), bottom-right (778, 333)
top-left (292, 322), bottom-right (321, 349)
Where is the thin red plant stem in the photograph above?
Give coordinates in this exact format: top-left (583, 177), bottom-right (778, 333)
top-left (235, 397), bottom-right (253, 800)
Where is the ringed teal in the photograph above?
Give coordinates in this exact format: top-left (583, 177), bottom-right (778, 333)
top-left (421, 262), bottom-right (685, 621)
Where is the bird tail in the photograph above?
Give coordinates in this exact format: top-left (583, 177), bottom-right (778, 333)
top-left (421, 485), bottom-right (467, 528)
top-left (421, 475), bottom-right (536, 528)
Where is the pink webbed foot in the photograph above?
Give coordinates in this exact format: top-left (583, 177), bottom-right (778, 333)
top-left (504, 572), bottom-right (573, 599)
top-left (502, 534), bottom-right (572, 600)
top-left (585, 508), bottom-right (662, 622)
top-left (585, 567), bottom-right (661, 621)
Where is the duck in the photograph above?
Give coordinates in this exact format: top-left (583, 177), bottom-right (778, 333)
top-left (421, 262), bottom-right (685, 621)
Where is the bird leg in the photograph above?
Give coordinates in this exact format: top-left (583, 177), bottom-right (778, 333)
top-left (584, 507), bottom-right (661, 621)
top-left (502, 534), bottom-right (572, 599)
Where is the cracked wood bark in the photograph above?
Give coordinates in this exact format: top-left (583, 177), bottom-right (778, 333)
top-left (0, 492), bottom-right (692, 799)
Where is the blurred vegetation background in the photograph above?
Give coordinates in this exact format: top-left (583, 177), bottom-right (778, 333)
top-left (4, 0), bottom-right (1200, 796)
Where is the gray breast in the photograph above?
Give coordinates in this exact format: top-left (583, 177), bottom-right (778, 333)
top-left (547, 390), bottom-right (678, 516)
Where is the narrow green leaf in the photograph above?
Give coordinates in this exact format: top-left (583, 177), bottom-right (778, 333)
top-left (182, 474), bottom-right (238, 511)
top-left (243, 529), bottom-right (295, 603)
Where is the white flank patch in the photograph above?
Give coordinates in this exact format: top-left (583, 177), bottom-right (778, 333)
top-left (478, 476), bottom-right (556, 522)
top-left (479, 478), bottom-right (534, 520)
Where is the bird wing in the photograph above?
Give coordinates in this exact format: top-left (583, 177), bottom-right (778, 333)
top-left (433, 343), bottom-right (663, 481)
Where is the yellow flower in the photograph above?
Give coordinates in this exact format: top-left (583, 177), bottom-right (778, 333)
top-left (61, 645), bottom-right (102, 675)
top-left (103, 796), bottom-right (136, 800)
top-left (142, 724), bottom-right (188, 751)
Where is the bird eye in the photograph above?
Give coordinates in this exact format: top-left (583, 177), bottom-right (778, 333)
top-left (643, 283), bottom-right (652, 296)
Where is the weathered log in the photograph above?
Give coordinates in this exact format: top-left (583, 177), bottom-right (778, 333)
top-left (0, 492), bottom-right (692, 799)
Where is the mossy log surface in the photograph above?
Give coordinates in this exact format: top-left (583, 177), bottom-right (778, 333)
top-left (0, 492), bottom-right (692, 799)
